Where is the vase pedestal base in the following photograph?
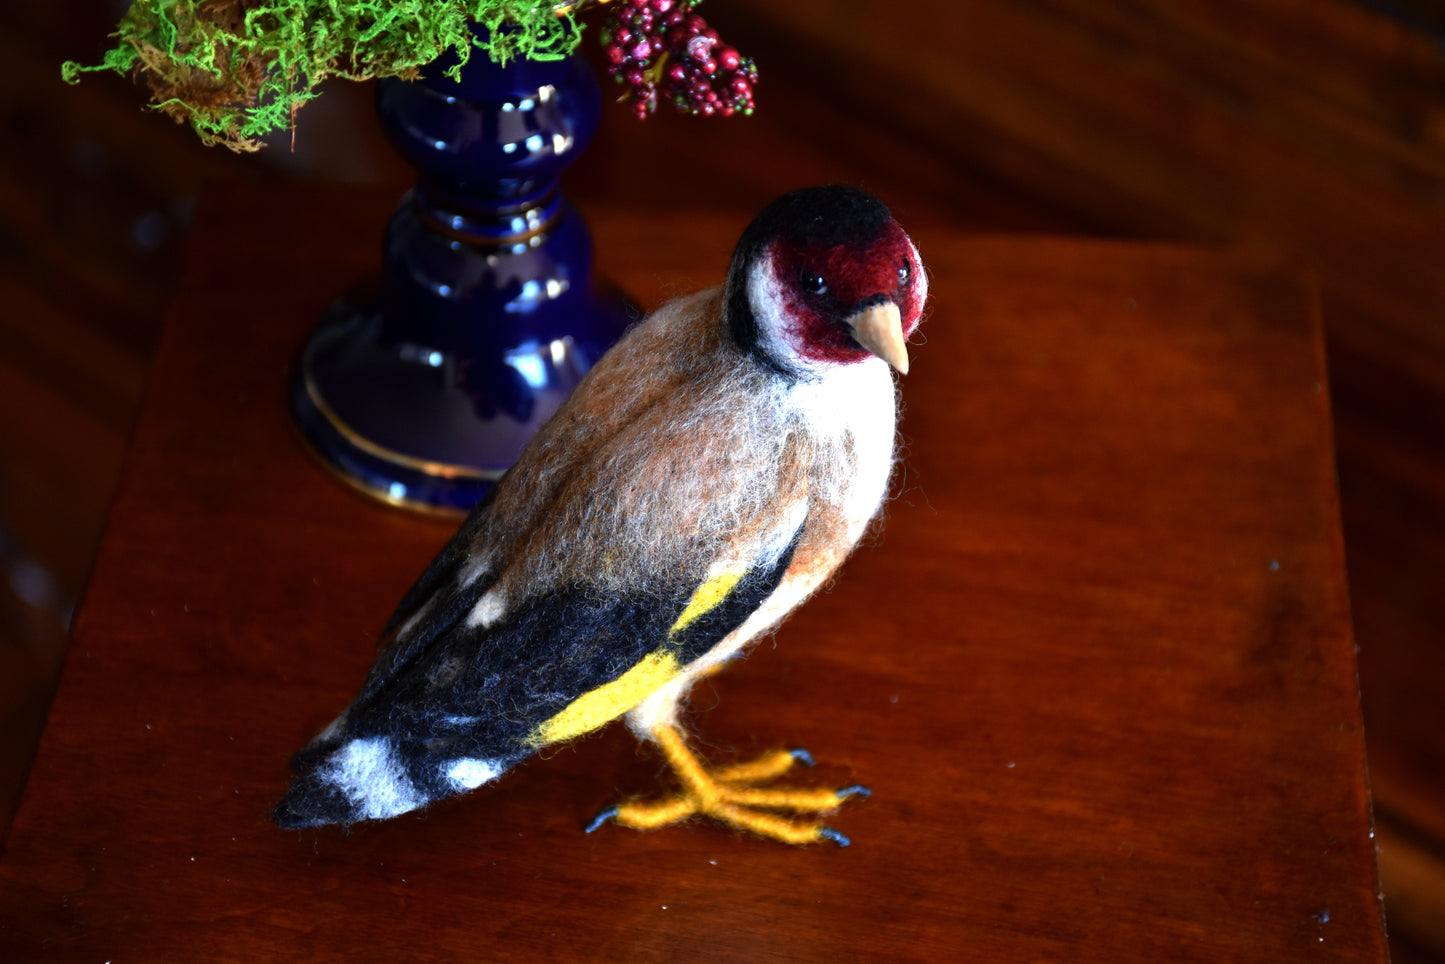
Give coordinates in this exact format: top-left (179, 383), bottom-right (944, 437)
top-left (292, 284), bottom-right (634, 516)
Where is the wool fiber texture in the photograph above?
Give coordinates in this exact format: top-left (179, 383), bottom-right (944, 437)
top-left (276, 290), bottom-right (880, 829)
top-left (274, 185), bottom-right (924, 832)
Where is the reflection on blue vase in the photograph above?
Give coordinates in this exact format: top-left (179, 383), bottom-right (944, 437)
top-left (292, 32), bottom-right (633, 514)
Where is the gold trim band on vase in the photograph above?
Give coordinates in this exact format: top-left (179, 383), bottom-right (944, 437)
top-left (303, 369), bottom-right (507, 482)
top-left (291, 420), bottom-right (471, 519)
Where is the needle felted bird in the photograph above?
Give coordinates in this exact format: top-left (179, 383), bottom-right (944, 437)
top-left (273, 185), bottom-right (927, 845)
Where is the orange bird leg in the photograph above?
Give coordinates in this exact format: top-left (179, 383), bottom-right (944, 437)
top-left (587, 723), bottom-right (870, 846)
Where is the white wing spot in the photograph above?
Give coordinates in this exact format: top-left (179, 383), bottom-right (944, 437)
top-left (465, 589), bottom-right (507, 629)
top-left (445, 758), bottom-right (501, 790)
top-left (458, 556), bottom-right (490, 589)
top-left (396, 599), bottom-right (432, 640)
top-left (325, 738), bottom-right (423, 820)
top-left (315, 709), bottom-right (348, 743)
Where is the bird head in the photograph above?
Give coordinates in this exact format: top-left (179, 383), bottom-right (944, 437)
top-left (725, 185), bottom-right (927, 378)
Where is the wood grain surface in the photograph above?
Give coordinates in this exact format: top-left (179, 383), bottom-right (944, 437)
top-left (0, 185), bottom-right (1384, 961)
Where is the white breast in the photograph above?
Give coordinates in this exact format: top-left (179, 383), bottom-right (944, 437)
top-left (789, 355), bottom-right (899, 544)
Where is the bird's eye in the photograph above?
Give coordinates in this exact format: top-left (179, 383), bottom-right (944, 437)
top-left (800, 271), bottom-right (828, 296)
top-left (898, 262), bottom-right (912, 286)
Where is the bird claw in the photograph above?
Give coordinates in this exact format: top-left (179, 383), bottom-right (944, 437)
top-left (590, 726), bottom-right (869, 845)
top-left (585, 805), bottom-right (619, 834)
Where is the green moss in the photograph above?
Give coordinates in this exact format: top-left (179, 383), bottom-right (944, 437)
top-left (62, 1), bottom-right (585, 151)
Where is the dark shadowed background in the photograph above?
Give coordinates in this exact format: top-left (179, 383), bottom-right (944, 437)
top-left (1, 1), bottom-right (1442, 959)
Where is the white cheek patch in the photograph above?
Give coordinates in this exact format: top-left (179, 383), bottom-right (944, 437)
top-left (324, 737), bottom-right (424, 820)
top-left (465, 589), bottom-right (507, 629)
top-left (746, 254), bottom-right (797, 368)
top-left (445, 757), bottom-right (502, 791)
top-left (907, 240), bottom-right (929, 321)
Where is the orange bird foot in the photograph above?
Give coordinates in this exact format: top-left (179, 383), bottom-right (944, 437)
top-left (586, 724), bottom-right (870, 846)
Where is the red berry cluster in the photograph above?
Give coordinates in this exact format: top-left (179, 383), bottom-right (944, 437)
top-left (599, 0), bottom-right (758, 119)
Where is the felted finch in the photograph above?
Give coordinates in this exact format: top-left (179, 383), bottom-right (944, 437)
top-left (274, 185), bottom-right (928, 845)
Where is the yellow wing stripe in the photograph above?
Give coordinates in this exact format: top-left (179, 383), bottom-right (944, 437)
top-left (669, 567), bottom-right (747, 637)
top-left (532, 651), bottom-right (681, 746)
top-left (528, 567), bottom-right (752, 747)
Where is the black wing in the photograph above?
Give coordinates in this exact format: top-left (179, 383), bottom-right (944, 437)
top-left (360, 488), bottom-right (500, 702)
top-left (277, 522), bottom-right (804, 826)
top-left (353, 523), bottom-right (801, 747)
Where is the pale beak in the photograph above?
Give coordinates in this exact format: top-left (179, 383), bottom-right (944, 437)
top-left (845, 300), bottom-right (909, 374)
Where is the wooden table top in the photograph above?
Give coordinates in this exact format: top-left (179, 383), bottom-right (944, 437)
top-left (0, 185), bottom-right (1385, 961)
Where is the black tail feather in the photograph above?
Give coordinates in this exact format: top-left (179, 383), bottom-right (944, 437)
top-left (272, 771), bottom-right (356, 830)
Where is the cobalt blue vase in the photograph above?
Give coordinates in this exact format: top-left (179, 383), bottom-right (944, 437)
top-left (292, 34), bottom-right (632, 514)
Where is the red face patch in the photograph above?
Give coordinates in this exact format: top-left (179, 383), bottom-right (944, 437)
top-left (769, 220), bottom-right (923, 366)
